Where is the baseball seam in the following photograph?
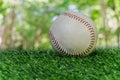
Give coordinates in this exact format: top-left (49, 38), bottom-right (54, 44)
top-left (49, 12), bottom-right (95, 56)
top-left (49, 31), bottom-right (68, 55)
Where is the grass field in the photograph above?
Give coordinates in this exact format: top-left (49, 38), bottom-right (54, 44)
top-left (0, 48), bottom-right (120, 80)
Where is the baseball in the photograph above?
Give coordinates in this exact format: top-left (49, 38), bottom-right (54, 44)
top-left (49, 11), bottom-right (97, 56)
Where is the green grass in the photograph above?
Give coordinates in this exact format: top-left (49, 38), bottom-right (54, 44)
top-left (0, 48), bottom-right (120, 80)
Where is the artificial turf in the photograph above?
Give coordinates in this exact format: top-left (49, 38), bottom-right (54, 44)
top-left (0, 48), bottom-right (120, 80)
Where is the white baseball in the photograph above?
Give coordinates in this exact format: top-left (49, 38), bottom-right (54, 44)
top-left (49, 11), bottom-right (97, 56)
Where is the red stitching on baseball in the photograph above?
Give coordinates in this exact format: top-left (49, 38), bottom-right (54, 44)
top-left (90, 30), bottom-right (94, 33)
top-left (88, 28), bottom-right (93, 30)
top-left (50, 29), bottom-right (89, 56)
top-left (90, 33), bottom-right (94, 35)
top-left (49, 31), bottom-right (70, 56)
top-left (86, 24), bottom-right (90, 27)
top-left (91, 36), bottom-right (95, 38)
top-left (50, 12), bottom-right (96, 56)
top-left (91, 40), bottom-right (95, 43)
top-left (63, 12), bottom-right (96, 55)
top-left (87, 25), bottom-right (92, 28)
top-left (84, 22), bottom-right (89, 25)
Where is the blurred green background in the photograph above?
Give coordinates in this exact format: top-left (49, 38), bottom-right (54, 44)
top-left (0, 0), bottom-right (120, 49)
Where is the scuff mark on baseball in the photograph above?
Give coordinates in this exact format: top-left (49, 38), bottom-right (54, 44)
top-left (49, 11), bottom-right (98, 56)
